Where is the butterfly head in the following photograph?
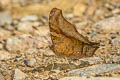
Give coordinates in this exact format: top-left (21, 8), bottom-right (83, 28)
top-left (50, 8), bottom-right (62, 16)
top-left (49, 8), bottom-right (62, 22)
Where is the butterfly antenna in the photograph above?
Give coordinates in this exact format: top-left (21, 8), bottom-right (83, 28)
top-left (64, 56), bottom-right (71, 69)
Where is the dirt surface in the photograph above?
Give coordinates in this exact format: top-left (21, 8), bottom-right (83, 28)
top-left (0, 0), bottom-right (120, 80)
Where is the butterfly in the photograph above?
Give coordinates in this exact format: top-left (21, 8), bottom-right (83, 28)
top-left (49, 8), bottom-right (99, 59)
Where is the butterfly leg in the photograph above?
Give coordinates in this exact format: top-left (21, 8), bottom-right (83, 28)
top-left (64, 56), bottom-right (72, 69)
top-left (51, 56), bottom-right (55, 70)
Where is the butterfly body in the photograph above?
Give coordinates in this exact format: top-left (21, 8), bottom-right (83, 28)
top-left (49, 8), bottom-right (99, 59)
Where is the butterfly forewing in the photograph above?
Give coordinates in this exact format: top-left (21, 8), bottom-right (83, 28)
top-left (49, 8), bottom-right (99, 59)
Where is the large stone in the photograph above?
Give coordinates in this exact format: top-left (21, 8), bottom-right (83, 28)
top-left (6, 36), bottom-right (26, 52)
top-left (16, 22), bottom-right (33, 33)
top-left (5, 34), bottom-right (50, 52)
top-left (94, 15), bottom-right (120, 32)
top-left (13, 68), bottom-right (27, 80)
top-left (60, 77), bottom-right (120, 80)
top-left (33, 26), bottom-right (49, 36)
top-left (69, 64), bottom-right (120, 76)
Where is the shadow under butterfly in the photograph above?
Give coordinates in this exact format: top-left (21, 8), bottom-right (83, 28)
top-left (49, 8), bottom-right (99, 59)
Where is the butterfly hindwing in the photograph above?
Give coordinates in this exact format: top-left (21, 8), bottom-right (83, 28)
top-left (49, 8), bottom-right (99, 59)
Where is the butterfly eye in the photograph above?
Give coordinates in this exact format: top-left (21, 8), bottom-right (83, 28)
top-left (50, 11), bottom-right (55, 17)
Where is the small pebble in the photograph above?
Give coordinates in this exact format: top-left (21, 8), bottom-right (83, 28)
top-left (24, 58), bottom-right (36, 67)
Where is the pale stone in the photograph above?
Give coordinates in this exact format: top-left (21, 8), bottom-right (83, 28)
top-left (60, 77), bottom-right (120, 80)
top-left (13, 68), bottom-right (27, 80)
top-left (16, 22), bottom-right (33, 33)
top-left (94, 15), bottom-right (120, 32)
top-left (69, 64), bottom-right (120, 76)
top-left (5, 34), bottom-right (50, 52)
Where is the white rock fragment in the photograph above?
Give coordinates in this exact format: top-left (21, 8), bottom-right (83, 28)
top-left (16, 22), bottom-right (33, 33)
top-left (33, 26), bottom-right (49, 36)
top-left (94, 15), bottom-right (120, 32)
top-left (6, 37), bottom-right (24, 52)
top-left (69, 64), bottom-right (120, 76)
top-left (45, 49), bottom-right (55, 56)
top-left (5, 34), bottom-right (50, 52)
top-left (26, 48), bottom-right (37, 54)
top-left (60, 77), bottom-right (120, 80)
top-left (78, 57), bottom-right (102, 65)
top-left (13, 68), bottom-right (27, 80)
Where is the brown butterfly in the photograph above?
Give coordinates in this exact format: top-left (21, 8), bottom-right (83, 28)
top-left (49, 8), bottom-right (99, 59)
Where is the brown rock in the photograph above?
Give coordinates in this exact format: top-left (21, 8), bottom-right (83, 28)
top-left (5, 34), bottom-right (50, 52)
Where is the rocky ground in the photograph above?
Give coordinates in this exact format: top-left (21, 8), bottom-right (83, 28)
top-left (0, 0), bottom-right (120, 80)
